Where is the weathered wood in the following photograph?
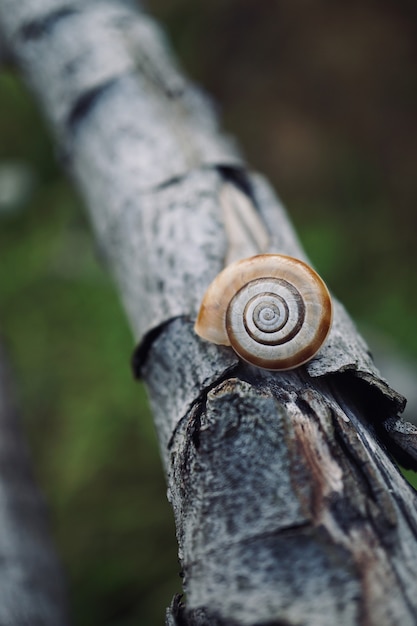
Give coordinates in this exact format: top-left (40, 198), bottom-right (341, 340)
top-left (1, 1), bottom-right (417, 624)
top-left (145, 322), bottom-right (417, 625)
top-left (0, 342), bottom-right (70, 626)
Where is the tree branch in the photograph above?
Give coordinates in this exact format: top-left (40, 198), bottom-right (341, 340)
top-left (0, 341), bottom-right (70, 625)
top-left (1, 1), bottom-right (416, 624)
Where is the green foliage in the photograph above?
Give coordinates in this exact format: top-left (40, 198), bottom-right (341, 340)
top-left (0, 72), bottom-right (179, 625)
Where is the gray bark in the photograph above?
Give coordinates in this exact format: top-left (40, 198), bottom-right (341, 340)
top-left (0, 342), bottom-right (70, 625)
top-left (1, 1), bottom-right (417, 624)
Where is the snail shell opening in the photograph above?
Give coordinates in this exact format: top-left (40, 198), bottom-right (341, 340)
top-left (195, 254), bottom-right (333, 371)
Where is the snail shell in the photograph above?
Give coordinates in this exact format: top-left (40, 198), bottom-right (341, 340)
top-left (194, 254), bottom-right (333, 371)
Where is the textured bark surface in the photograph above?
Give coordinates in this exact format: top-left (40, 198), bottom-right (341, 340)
top-left (0, 343), bottom-right (70, 626)
top-left (147, 323), bottom-right (417, 625)
top-left (1, 1), bottom-right (417, 624)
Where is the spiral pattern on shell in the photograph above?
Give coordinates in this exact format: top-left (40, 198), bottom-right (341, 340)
top-left (195, 254), bottom-right (333, 370)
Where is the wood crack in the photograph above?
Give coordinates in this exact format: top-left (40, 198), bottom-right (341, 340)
top-left (66, 77), bottom-right (119, 133)
top-left (19, 7), bottom-right (77, 41)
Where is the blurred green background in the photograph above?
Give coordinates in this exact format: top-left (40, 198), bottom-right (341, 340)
top-left (0, 1), bottom-right (416, 624)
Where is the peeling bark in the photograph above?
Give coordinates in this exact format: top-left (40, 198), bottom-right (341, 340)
top-left (146, 324), bottom-right (417, 625)
top-left (1, 1), bottom-right (417, 624)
